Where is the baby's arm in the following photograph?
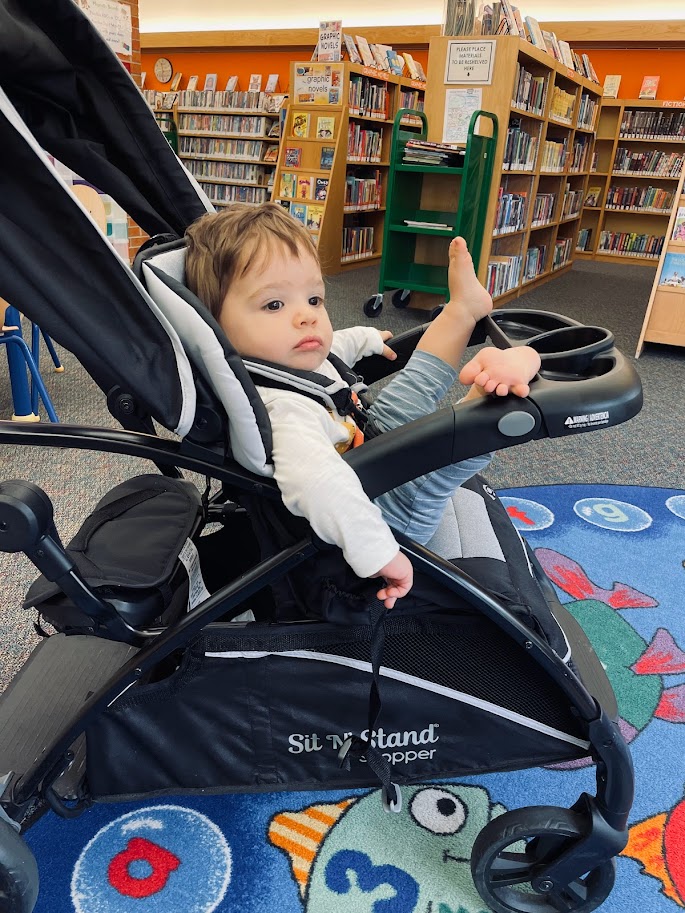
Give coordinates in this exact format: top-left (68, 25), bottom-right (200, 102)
top-left (460, 345), bottom-right (541, 399)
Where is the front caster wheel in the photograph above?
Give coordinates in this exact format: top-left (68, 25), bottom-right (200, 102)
top-left (430, 304), bottom-right (446, 321)
top-left (363, 294), bottom-right (383, 318)
top-left (0, 816), bottom-right (39, 913)
top-left (471, 806), bottom-right (616, 913)
top-left (391, 288), bottom-right (411, 309)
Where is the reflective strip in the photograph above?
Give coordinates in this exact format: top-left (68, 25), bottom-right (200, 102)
top-left (204, 649), bottom-right (590, 750)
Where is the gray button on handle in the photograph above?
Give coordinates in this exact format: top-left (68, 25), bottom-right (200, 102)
top-left (498, 411), bottom-right (537, 437)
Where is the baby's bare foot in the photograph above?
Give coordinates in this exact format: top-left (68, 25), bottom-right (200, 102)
top-left (447, 236), bottom-right (493, 324)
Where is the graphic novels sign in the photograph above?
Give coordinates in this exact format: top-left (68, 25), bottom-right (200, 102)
top-left (293, 63), bottom-right (344, 105)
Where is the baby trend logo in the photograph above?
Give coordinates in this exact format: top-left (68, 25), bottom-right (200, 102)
top-left (71, 805), bottom-right (231, 912)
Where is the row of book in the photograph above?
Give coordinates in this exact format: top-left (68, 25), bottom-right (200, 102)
top-left (576, 95), bottom-right (598, 131)
top-left (605, 185), bottom-right (675, 212)
top-left (549, 86), bottom-right (575, 124)
top-left (201, 183), bottom-right (269, 205)
top-left (292, 112), bottom-right (337, 140)
top-left (486, 255), bottom-right (522, 296)
top-left (560, 186), bottom-right (583, 219)
top-left (348, 76), bottom-right (390, 119)
top-left (341, 226), bottom-right (375, 263)
top-left (619, 110), bottom-right (685, 140)
top-left (175, 91), bottom-right (281, 111)
top-left (338, 35), bottom-right (426, 82)
top-left (570, 136), bottom-right (592, 172)
top-left (552, 237), bottom-right (574, 270)
top-left (597, 231), bottom-right (665, 258)
top-left (183, 160), bottom-right (268, 184)
top-left (277, 200), bottom-right (324, 232)
top-left (540, 138), bottom-right (568, 172)
top-left (612, 149), bottom-right (685, 177)
top-left (399, 89), bottom-right (425, 112)
top-left (403, 140), bottom-right (465, 167)
top-left (503, 123), bottom-right (537, 170)
top-left (511, 64), bottom-right (547, 116)
top-left (493, 190), bottom-right (527, 235)
top-left (279, 173), bottom-right (330, 202)
top-left (523, 244), bottom-right (547, 280)
top-left (177, 113), bottom-right (274, 137)
top-left (179, 136), bottom-right (269, 162)
top-left (347, 125), bottom-right (384, 163)
top-left (531, 192), bottom-right (557, 225)
top-left (577, 228), bottom-right (592, 252)
top-left (344, 172), bottom-right (383, 210)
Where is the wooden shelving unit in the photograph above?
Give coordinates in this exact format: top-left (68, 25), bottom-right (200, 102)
top-left (577, 99), bottom-right (685, 267)
top-left (636, 160), bottom-right (685, 356)
top-left (422, 35), bottom-right (601, 306)
top-left (271, 61), bottom-right (425, 275)
top-left (173, 90), bottom-right (285, 207)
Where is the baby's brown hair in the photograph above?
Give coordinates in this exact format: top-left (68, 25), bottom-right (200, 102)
top-left (184, 202), bottom-right (320, 320)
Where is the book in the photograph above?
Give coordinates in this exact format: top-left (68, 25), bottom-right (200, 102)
top-left (140, 72), bottom-right (146, 88)
top-left (413, 59), bottom-right (427, 81)
top-left (403, 51), bottom-right (421, 80)
top-left (639, 76), bottom-right (660, 100)
top-left (264, 94), bottom-right (287, 114)
top-left (319, 145), bottom-right (335, 169)
top-left (268, 120), bottom-right (281, 138)
top-left (186, 75), bottom-right (199, 92)
top-left (370, 43), bottom-right (390, 71)
top-left (292, 111), bottom-right (310, 138)
top-left (306, 204), bottom-right (324, 231)
top-left (584, 186), bottom-right (602, 207)
top-left (203, 74), bottom-right (217, 91)
top-left (170, 72), bottom-right (182, 92)
top-left (672, 206), bottom-right (685, 242)
top-left (314, 177), bottom-right (330, 201)
top-left (316, 116), bottom-right (335, 139)
top-left (279, 173), bottom-right (297, 199)
top-left (386, 49), bottom-right (404, 76)
top-left (225, 75), bottom-right (239, 92)
top-left (290, 202), bottom-right (307, 225)
top-left (602, 75), bottom-right (621, 98)
top-left (317, 20), bottom-right (342, 62)
top-left (248, 74), bottom-right (263, 93)
top-left (343, 34), bottom-right (362, 64)
top-left (284, 146), bottom-right (302, 168)
top-left (658, 251), bottom-right (685, 287)
top-left (264, 74), bottom-right (279, 93)
top-left (263, 145), bottom-right (279, 163)
top-left (404, 220), bottom-right (450, 229)
top-left (355, 35), bottom-right (375, 68)
top-left (297, 176), bottom-right (313, 199)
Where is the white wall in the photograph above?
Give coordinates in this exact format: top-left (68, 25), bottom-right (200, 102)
top-left (139, 0), bottom-right (685, 32)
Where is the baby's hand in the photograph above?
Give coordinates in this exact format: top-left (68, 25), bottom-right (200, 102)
top-left (459, 345), bottom-right (541, 398)
top-left (379, 329), bottom-right (397, 361)
top-left (374, 551), bottom-right (413, 609)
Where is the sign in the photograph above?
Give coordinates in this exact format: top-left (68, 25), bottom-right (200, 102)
top-left (317, 20), bottom-right (342, 63)
top-left (442, 87), bottom-right (482, 143)
top-left (293, 63), bottom-right (343, 105)
top-left (74, 0), bottom-right (132, 56)
top-left (444, 40), bottom-right (496, 85)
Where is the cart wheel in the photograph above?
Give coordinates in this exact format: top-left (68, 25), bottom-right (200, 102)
top-left (391, 289), bottom-right (412, 309)
top-left (363, 294), bottom-right (383, 318)
top-left (430, 304), bottom-right (445, 321)
top-left (471, 806), bottom-right (615, 913)
top-left (0, 816), bottom-right (39, 913)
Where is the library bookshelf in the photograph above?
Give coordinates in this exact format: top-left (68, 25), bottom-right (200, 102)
top-left (271, 61), bottom-right (426, 275)
top-left (635, 159), bottom-right (685, 355)
top-left (174, 90), bottom-right (284, 207)
top-left (423, 35), bottom-right (601, 305)
top-left (577, 99), bottom-right (685, 268)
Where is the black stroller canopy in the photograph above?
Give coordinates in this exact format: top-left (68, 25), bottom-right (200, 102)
top-left (0, 0), bottom-right (213, 434)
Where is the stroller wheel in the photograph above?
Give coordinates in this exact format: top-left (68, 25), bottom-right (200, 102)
top-left (471, 806), bottom-right (615, 913)
top-left (0, 816), bottom-right (39, 913)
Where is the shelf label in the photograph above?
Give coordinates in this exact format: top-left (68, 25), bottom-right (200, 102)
top-left (444, 40), bottom-right (496, 85)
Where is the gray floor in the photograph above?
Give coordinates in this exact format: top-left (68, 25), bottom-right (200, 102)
top-left (1, 257), bottom-right (683, 685)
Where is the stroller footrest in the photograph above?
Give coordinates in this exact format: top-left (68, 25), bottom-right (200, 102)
top-left (0, 635), bottom-right (137, 780)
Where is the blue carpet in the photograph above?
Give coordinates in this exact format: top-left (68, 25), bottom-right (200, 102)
top-left (23, 485), bottom-right (685, 913)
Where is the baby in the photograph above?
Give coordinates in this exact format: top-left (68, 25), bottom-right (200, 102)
top-left (185, 203), bottom-right (540, 608)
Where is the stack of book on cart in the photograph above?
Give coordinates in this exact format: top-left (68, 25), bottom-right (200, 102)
top-left (403, 139), bottom-right (465, 167)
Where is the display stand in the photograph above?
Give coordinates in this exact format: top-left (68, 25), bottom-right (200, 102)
top-left (578, 99), bottom-right (685, 267)
top-left (422, 35), bottom-right (601, 306)
top-left (635, 160), bottom-right (685, 356)
top-left (271, 62), bottom-right (426, 275)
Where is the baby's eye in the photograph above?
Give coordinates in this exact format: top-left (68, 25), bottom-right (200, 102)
top-left (264, 300), bottom-right (284, 312)
top-left (309, 296), bottom-right (324, 307)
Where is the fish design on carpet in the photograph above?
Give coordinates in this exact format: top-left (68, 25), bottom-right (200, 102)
top-left (536, 548), bottom-right (685, 745)
top-left (267, 783), bottom-right (503, 912)
top-left (622, 796), bottom-right (685, 907)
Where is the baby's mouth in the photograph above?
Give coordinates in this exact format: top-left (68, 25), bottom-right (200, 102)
top-left (295, 336), bottom-right (322, 351)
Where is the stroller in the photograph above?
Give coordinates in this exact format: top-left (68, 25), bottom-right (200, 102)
top-left (0, 3), bottom-right (643, 912)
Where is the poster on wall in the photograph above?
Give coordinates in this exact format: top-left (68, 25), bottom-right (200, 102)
top-left (292, 63), bottom-right (344, 105)
top-left (442, 87), bottom-right (482, 143)
top-left (74, 0), bottom-right (132, 56)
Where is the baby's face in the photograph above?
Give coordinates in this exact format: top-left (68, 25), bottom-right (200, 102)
top-left (219, 243), bottom-right (333, 372)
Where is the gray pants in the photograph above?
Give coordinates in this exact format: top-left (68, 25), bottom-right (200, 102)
top-left (369, 349), bottom-right (493, 544)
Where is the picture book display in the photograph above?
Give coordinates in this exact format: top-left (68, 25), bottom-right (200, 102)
top-left (639, 76), bottom-right (660, 100)
top-left (316, 116), bottom-right (335, 139)
top-left (671, 205), bottom-right (685, 242)
top-left (602, 75), bottom-right (621, 99)
top-left (658, 251), bottom-right (685, 287)
top-left (292, 112), bottom-right (310, 138)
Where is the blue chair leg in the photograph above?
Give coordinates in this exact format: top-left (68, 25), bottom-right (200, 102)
top-left (40, 330), bottom-right (64, 373)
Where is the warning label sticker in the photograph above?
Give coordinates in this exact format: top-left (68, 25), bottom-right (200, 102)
top-left (564, 411), bottom-right (609, 429)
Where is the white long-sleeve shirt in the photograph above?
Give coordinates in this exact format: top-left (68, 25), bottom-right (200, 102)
top-left (256, 326), bottom-right (400, 579)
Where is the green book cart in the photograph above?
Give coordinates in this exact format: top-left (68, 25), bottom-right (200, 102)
top-left (363, 108), bottom-right (498, 318)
